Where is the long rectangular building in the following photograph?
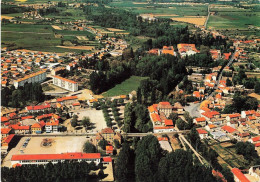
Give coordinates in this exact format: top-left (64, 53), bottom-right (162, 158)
top-left (53, 75), bottom-right (78, 92)
top-left (11, 152), bottom-right (101, 166)
top-left (14, 71), bottom-right (46, 89)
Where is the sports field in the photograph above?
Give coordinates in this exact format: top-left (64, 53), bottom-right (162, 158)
top-left (103, 76), bottom-right (148, 97)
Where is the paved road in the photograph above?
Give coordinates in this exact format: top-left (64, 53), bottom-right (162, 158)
top-left (15, 130), bottom-right (190, 138)
top-left (184, 103), bottom-right (201, 118)
top-left (204, 4), bottom-right (210, 29)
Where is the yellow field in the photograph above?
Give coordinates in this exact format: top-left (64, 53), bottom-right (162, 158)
top-left (15, 0), bottom-right (27, 2)
top-left (52, 25), bottom-right (62, 30)
top-left (1, 16), bottom-right (14, 20)
top-left (56, 46), bottom-right (95, 50)
top-left (116, 32), bottom-right (130, 35)
top-left (107, 28), bottom-right (125, 32)
top-left (171, 16), bottom-right (207, 26)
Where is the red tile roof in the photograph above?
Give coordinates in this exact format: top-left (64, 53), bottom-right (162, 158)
top-left (228, 113), bottom-right (241, 118)
top-left (31, 123), bottom-right (41, 128)
top-left (46, 119), bottom-right (59, 126)
top-left (212, 170), bottom-right (227, 182)
top-left (10, 125), bottom-right (30, 130)
top-left (154, 126), bottom-right (174, 129)
top-left (1, 128), bottom-right (12, 134)
top-left (106, 145), bottom-right (113, 151)
top-left (231, 168), bottom-right (250, 182)
top-left (11, 153), bottom-right (101, 161)
top-left (164, 119), bottom-right (173, 126)
top-left (157, 137), bottom-right (168, 141)
top-left (101, 128), bottom-right (114, 134)
top-left (57, 96), bottom-right (78, 102)
top-left (252, 136), bottom-right (260, 142)
top-left (1, 117), bottom-right (9, 122)
top-left (21, 116), bottom-right (34, 120)
top-left (72, 102), bottom-right (80, 106)
top-left (2, 134), bottom-right (15, 144)
top-left (244, 110), bottom-right (256, 115)
top-left (197, 129), bottom-right (208, 134)
top-left (103, 157), bottom-right (112, 162)
top-left (221, 126), bottom-right (237, 133)
top-left (9, 112), bottom-right (16, 118)
top-left (26, 104), bottom-right (51, 111)
top-left (36, 113), bottom-right (54, 120)
top-left (151, 113), bottom-right (162, 123)
top-left (255, 143), bottom-right (260, 147)
top-left (53, 75), bottom-right (77, 84)
top-left (195, 117), bottom-right (206, 122)
top-left (148, 105), bottom-right (158, 113)
top-left (202, 111), bottom-right (220, 119)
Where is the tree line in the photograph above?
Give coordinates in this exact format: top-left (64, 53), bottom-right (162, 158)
top-left (1, 4), bottom-right (34, 14)
top-left (1, 161), bottom-right (103, 182)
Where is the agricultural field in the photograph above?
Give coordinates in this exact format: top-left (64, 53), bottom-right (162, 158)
top-left (102, 76), bottom-right (148, 97)
top-left (171, 16), bottom-right (207, 26)
top-left (1, 24), bottom-right (97, 53)
top-left (208, 5), bottom-right (260, 30)
top-left (108, 1), bottom-right (208, 17)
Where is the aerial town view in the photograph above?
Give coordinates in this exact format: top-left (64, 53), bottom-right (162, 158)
top-left (1, 0), bottom-right (260, 181)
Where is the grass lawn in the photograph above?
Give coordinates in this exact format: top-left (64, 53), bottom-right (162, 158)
top-left (102, 76), bottom-right (148, 97)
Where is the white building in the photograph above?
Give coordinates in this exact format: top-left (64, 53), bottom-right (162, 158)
top-left (11, 153), bottom-right (101, 166)
top-left (53, 75), bottom-right (78, 92)
top-left (45, 119), bottom-right (59, 133)
top-left (14, 71), bottom-right (46, 88)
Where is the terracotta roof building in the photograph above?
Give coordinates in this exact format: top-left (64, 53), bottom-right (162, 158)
top-left (11, 153), bottom-right (101, 166)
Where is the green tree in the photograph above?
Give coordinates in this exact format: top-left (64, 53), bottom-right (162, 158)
top-left (254, 81), bottom-right (260, 94)
top-left (83, 142), bottom-right (97, 153)
top-left (71, 121), bottom-right (77, 127)
top-left (135, 135), bottom-right (162, 182)
top-left (98, 139), bottom-right (108, 150)
top-left (82, 116), bottom-right (91, 128)
top-left (115, 143), bottom-right (135, 182)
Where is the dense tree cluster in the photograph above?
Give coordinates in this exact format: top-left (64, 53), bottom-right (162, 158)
top-left (115, 143), bottom-right (135, 182)
top-left (116, 135), bottom-right (219, 182)
top-left (233, 69), bottom-right (260, 89)
top-left (83, 141), bottom-right (97, 153)
top-left (222, 93), bottom-right (258, 113)
top-left (1, 83), bottom-right (45, 108)
top-left (1, 4), bottom-right (34, 14)
top-left (1, 161), bottom-right (99, 182)
top-left (135, 55), bottom-right (187, 97)
top-left (123, 103), bottom-right (153, 133)
top-left (235, 142), bottom-right (260, 163)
